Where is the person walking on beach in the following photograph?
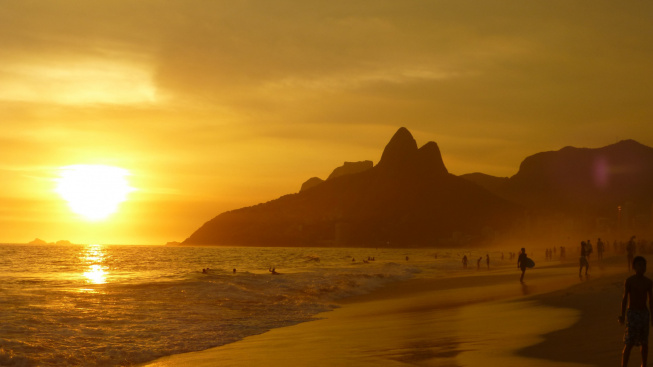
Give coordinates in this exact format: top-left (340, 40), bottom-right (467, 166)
top-left (462, 255), bottom-right (468, 269)
top-left (586, 239), bottom-right (593, 260)
top-left (597, 238), bottom-right (605, 261)
top-left (517, 248), bottom-right (528, 283)
top-left (486, 254), bottom-right (490, 269)
top-left (619, 256), bottom-right (653, 367)
top-left (477, 257), bottom-right (482, 270)
top-left (579, 241), bottom-right (589, 278)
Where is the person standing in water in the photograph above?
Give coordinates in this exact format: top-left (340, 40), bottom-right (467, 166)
top-left (619, 256), bottom-right (653, 367)
top-left (517, 248), bottom-right (528, 283)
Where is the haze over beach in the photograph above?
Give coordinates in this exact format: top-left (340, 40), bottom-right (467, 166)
top-left (1, 1), bottom-right (653, 366)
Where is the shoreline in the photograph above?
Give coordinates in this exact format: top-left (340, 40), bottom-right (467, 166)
top-left (517, 270), bottom-right (626, 366)
top-left (141, 255), bottom-right (631, 366)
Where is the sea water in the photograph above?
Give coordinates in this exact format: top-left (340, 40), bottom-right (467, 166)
top-left (0, 244), bottom-right (506, 366)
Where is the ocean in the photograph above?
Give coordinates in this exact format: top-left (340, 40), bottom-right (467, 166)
top-left (0, 244), bottom-right (505, 366)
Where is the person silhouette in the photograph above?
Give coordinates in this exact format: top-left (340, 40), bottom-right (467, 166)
top-left (619, 256), bottom-right (653, 367)
top-left (517, 248), bottom-right (528, 283)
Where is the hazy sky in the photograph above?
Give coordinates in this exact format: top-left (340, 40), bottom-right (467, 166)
top-left (1, 1), bottom-right (652, 244)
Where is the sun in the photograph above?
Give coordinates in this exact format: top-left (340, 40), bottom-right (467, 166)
top-left (55, 164), bottom-right (134, 221)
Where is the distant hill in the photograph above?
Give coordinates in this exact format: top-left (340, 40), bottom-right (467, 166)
top-left (28, 238), bottom-right (48, 245)
top-left (461, 139), bottom-right (653, 234)
top-left (27, 238), bottom-right (75, 245)
top-left (183, 127), bottom-right (520, 247)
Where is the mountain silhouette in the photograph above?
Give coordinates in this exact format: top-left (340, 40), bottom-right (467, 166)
top-left (462, 139), bottom-right (653, 233)
top-left (183, 127), bottom-right (519, 247)
top-left (184, 131), bottom-right (653, 247)
top-left (300, 160), bottom-right (373, 192)
top-left (327, 160), bottom-right (373, 181)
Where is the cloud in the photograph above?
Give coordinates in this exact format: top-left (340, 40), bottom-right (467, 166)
top-left (0, 59), bottom-right (157, 105)
top-left (3, 1), bottom-right (651, 116)
top-left (1, 0), bottom-right (652, 242)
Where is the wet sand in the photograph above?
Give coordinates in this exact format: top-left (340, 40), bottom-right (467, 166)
top-left (142, 256), bottom-right (632, 367)
top-left (518, 267), bottom-right (626, 366)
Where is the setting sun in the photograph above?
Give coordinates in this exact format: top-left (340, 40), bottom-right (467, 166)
top-left (55, 165), bottom-right (134, 221)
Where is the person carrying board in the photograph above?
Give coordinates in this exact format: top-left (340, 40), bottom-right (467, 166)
top-left (517, 248), bottom-right (534, 283)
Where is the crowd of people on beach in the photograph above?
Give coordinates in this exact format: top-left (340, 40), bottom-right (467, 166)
top-left (514, 235), bottom-right (653, 366)
top-left (512, 234), bottom-right (652, 366)
top-left (199, 235), bottom-right (649, 283)
top-left (194, 233), bottom-right (653, 366)
top-left (454, 235), bottom-right (649, 287)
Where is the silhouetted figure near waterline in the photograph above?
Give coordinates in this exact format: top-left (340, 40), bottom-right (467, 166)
top-left (517, 248), bottom-right (528, 283)
top-left (462, 255), bottom-right (468, 269)
top-left (233, 268), bottom-right (236, 274)
top-left (586, 239), bottom-right (593, 260)
top-left (597, 238), bottom-right (605, 261)
top-left (619, 256), bottom-right (652, 367)
top-left (579, 241), bottom-right (589, 278)
top-left (477, 257), bottom-right (482, 270)
top-left (627, 236), bottom-right (637, 272)
top-left (486, 254), bottom-right (490, 269)
top-left (269, 267), bottom-right (280, 275)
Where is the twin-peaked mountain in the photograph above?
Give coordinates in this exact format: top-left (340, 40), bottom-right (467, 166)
top-left (183, 128), bottom-right (519, 247)
top-left (183, 128), bottom-right (653, 247)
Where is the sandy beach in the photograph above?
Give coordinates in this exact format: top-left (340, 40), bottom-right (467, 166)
top-left (142, 255), bottom-right (633, 367)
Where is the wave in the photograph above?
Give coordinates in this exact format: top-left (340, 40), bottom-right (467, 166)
top-left (0, 245), bottom-right (506, 366)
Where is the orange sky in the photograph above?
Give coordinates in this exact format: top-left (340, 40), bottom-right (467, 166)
top-left (1, 1), bottom-right (652, 244)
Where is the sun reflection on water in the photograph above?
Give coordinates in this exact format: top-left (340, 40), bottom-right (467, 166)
top-left (83, 264), bottom-right (107, 284)
top-left (81, 244), bottom-right (108, 285)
